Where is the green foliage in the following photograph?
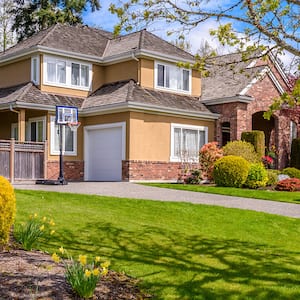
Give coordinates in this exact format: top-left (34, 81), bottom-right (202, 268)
top-left (282, 167), bottom-right (300, 179)
top-left (244, 163), bottom-right (268, 189)
top-left (241, 131), bottom-right (265, 158)
top-left (185, 169), bottom-right (202, 184)
top-left (52, 248), bottom-right (109, 299)
top-left (14, 213), bottom-right (55, 250)
top-left (213, 155), bottom-right (250, 187)
top-left (290, 139), bottom-right (300, 169)
top-left (12, 0), bottom-right (101, 41)
top-left (222, 140), bottom-right (260, 163)
top-left (199, 141), bottom-right (223, 180)
top-left (0, 176), bottom-right (16, 247)
top-left (266, 169), bottom-right (280, 186)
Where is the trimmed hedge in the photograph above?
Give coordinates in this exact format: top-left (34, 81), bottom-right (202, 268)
top-left (213, 155), bottom-right (250, 187)
top-left (241, 130), bottom-right (265, 158)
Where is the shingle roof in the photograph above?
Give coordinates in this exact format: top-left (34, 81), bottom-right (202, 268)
top-left (1, 24), bottom-right (113, 58)
top-left (1, 24), bottom-right (194, 62)
top-left (201, 52), bottom-right (267, 101)
top-left (0, 82), bottom-right (84, 108)
top-left (83, 80), bottom-right (211, 113)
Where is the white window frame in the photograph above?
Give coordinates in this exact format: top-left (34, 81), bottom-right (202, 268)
top-left (154, 61), bottom-right (191, 94)
top-left (31, 56), bottom-right (40, 85)
top-left (28, 117), bottom-right (46, 142)
top-left (50, 116), bottom-right (77, 156)
top-left (43, 55), bottom-right (92, 91)
top-left (170, 123), bottom-right (208, 162)
top-left (11, 123), bottom-right (18, 140)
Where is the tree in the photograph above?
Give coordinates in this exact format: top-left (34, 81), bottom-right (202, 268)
top-left (12, 0), bottom-right (101, 41)
top-left (109, 0), bottom-right (299, 57)
top-left (0, 0), bottom-right (15, 52)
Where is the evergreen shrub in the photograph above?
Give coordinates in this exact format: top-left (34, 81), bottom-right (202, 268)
top-left (244, 163), bottom-right (268, 189)
top-left (213, 155), bottom-right (250, 187)
top-left (0, 176), bottom-right (16, 247)
top-left (222, 140), bottom-right (260, 163)
top-left (241, 130), bottom-right (265, 158)
top-left (282, 167), bottom-right (300, 179)
top-left (266, 170), bottom-right (280, 186)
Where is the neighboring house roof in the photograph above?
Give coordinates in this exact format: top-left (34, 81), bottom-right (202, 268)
top-left (0, 24), bottom-right (194, 63)
top-left (0, 82), bottom-right (84, 109)
top-left (201, 52), bottom-right (286, 104)
top-left (0, 81), bottom-right (217, 119)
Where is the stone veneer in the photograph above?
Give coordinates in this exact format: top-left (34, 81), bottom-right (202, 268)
top-left (47, 161), bottom-right (84, 181)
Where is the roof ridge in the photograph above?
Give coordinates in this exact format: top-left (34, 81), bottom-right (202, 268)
top-left (17, 82), bottom-right (34, 101)
top-left (138, 30), bottom-right (146, 50)
top-left (125, 79), bottom-right (136, 101)
top-left (39, 24), bottom-right (58, 45)
top-left (102, 39), bottom-right (111, 57)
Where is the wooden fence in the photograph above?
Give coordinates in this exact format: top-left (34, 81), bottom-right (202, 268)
top-left (0, 139), bottom-right (47, 183)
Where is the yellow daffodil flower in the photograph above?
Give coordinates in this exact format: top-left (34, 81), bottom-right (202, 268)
top-left (92, 268), bottom-right (100, 276)
top-left (84, 269), bottom-right (91, 278)
top-left (39, 225), bottom-right (45, 231)
top-left (59, 246), bottom-right (65, 254)
top-left (95, 256), bottom-right (101, 263)
top-left (50, 230), bottom-right (55, 235)
top-left (100, 261), bottom-right (110, 269)
top-left (78, 254), bottom-right (87, 266)
top-left (101, 267), bottom-right (108, 276)
top-left (51, 253), bottom-right (60, 263)
top-left (43, 216), bottom-right (47, 222)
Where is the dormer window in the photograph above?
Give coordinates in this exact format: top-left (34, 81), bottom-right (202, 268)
top-left (155, 61), bottom-right (191, 94)
top-left (43, 55), bottom-right (91, 91)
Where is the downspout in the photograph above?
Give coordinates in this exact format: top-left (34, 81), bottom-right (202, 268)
top-left (9, 103), bottom-right (20, 115)
top-left (131, 51), bottom-right (140, 85)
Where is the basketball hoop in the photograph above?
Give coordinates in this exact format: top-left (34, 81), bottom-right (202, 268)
top-left (67, 121), bottom-right (81, 132)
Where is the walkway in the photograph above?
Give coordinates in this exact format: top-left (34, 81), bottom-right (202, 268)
top-left (14, 182), bottom-right (300, 219)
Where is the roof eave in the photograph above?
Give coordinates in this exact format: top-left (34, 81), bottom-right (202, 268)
top-left (201, 95), bottom-right (253, 105)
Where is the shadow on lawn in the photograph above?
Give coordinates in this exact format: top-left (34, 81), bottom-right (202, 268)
top-left (48, 222), bottom-right (300, 300)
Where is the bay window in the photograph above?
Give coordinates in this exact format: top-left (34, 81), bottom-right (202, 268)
top-left (155, 61), bottom-right (191, 93)
top-left (171, 124), bottom-right (207, 161)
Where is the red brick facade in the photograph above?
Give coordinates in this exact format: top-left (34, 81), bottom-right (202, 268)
top-left (47, 161), bottom-right (84, 181)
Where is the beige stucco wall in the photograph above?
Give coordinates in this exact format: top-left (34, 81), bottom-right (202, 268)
top-left (104, 61), bottom-right (138, 84)
top-left (128, 111), bottom-right (215, 161)
top-left (192, 69), bottom-right (201, 97)
top-left (139, 58), bottom-right (154, 89)
top-left (0, 59), bottom-right (31, 88)
top-left (92, 64), bottom-right (105, 92)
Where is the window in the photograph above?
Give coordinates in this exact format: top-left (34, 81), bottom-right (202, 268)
top-left (155, 62), bottom-right (191, 93)
top-left (171, 124), bottom-right (207, 161)
top-left (50, 116), bottom-right (77, 155)
top-left (290, 121), bottom-right (297, 145)
top-left (44, 55), bottom-right (91, 90)
top-left (28, 117), bottom-right (46, 142)
top-left (11, 123), bottom-right (18, 140)
top-left (31, 56), bottom-right (40, 84)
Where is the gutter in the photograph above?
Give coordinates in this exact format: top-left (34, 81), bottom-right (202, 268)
top-left (201, 95), bottom-right (253, 105)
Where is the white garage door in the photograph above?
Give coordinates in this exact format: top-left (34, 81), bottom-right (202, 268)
top-left (84, 123), bottom-right (125, 181)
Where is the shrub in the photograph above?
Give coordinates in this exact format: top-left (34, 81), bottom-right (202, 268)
top-left (275, 178), bottom-right (300, 192)
top-left (241, 130), bottom-right (265, 158)
top-left (14, 213), bottom-right (55, 251)
top-left (52, 247), bottom-right (110, 299)
top-left (222, 140), bottom-right (260, 163)
top-left (282, 167), bottom-right (300, 179)
top-left (213, 155), bottom-right (250, 187)
top-left (244, 163), bottom-right (268, 189)
top-left (266, 169), bottom-right (280, 186)
top-left (199, 142), bottom-right (223, 180)
top-left (185, 169), bottom-right (202, 184)
top-left (290, 139), bottom-right (300, 169)
top-left (0, 176), bottom-right (16, 247)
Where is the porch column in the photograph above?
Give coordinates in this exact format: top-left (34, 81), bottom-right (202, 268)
top-left (18, 109), bottom-right (26, 142)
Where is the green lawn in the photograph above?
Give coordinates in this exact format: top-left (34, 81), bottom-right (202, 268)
top-left (142, 183), bottom-right (300, 204)
top-left (15, 189), bottom-right (300, 299)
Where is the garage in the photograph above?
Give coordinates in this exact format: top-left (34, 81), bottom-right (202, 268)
top-left (84, 122), bottom-right (126, 181)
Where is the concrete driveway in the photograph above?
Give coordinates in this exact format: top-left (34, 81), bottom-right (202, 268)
top-left (14, 182), bottom-right (300, 219)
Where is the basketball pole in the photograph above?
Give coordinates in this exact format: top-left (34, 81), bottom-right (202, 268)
top-left (58, 123), bottom-right (67, 185)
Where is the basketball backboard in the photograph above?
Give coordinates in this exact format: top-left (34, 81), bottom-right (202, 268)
top-left (56, 106), bottom-right (78, 124)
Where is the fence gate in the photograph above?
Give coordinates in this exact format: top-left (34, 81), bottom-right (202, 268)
top-left (0, 139), bottom-right (47, 182)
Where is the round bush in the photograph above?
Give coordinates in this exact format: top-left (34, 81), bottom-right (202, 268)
top-left (282, 167), bottom-right (300, 179)
top-left (266, 169), bottom-right (280, 186)
top-left (213, 155), bottom-right (250, 187)
top-left (244, 163), bottom-right (268, 189)
top-left (0, 176), bottom-right (16, 247)
top-left (222, 140), bottom-right (260, 163)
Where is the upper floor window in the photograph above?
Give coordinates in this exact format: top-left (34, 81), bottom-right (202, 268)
top-left (31, 56), bottom-right (40, 85)
top-left (155, 61), bottom-right (191, 93)
top-left (43, 55), bottom-right (91, 90)
top-left (170, 123), bottom-right (207, 162)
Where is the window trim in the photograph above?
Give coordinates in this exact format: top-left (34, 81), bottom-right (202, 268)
top-left (170, 123), bottom-right (208, 162)
top-left (43, 55), bottom-right (92, 91)
top-left (154, 61), bottom-right (191, 94)
top-left (50, 116), bottom-right (77, 156)
top-left (28, 117), bottom-right (46, 142)
top-left (31, 56), bottom-right (40, 85)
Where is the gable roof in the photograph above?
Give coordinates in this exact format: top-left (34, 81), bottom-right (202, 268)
top-left (0, 24), bottom-right (194, 63)
top-left (201, 52), bottom-right (287, 103)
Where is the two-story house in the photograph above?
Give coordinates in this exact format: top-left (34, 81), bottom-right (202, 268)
top-left (0, 24), bottom-right (218, 182)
